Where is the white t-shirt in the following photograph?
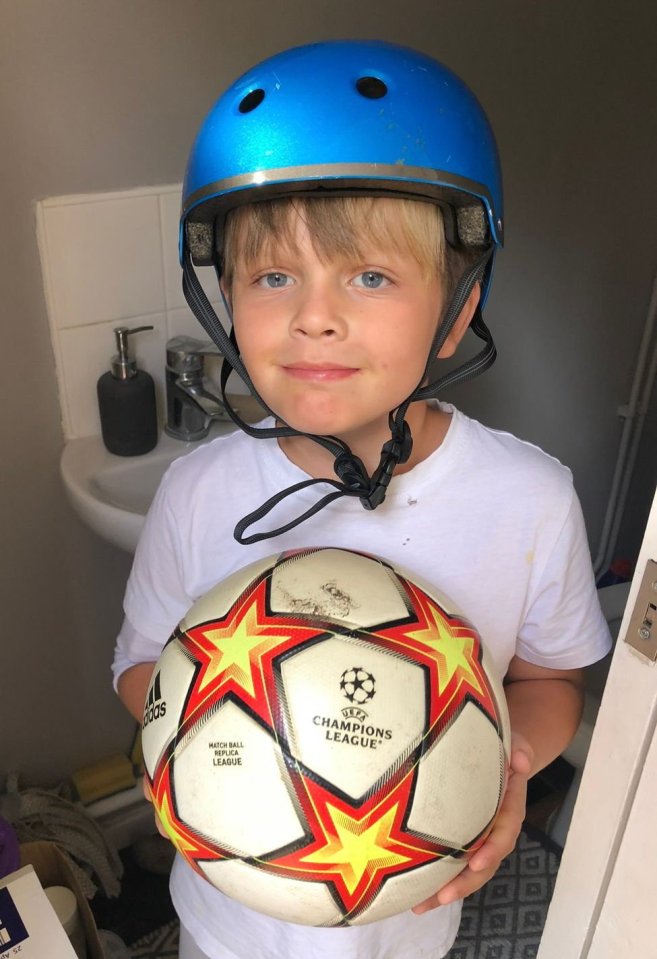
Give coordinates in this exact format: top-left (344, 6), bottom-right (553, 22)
top-left (114, 405), bottom-right (611, 959)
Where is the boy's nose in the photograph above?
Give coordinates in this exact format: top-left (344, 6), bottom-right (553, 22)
top-left (290, 284), bottom-right (347, 339)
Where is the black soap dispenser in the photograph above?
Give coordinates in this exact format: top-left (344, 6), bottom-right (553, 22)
top-left (97, 325), bottom-right (158, 456)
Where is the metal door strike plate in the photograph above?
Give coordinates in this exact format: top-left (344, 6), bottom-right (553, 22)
top-left (624, 558), bottom-right (657, 662)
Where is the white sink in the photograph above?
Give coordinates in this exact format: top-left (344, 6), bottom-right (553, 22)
top-left (61, 422), bottom-right (236, 553)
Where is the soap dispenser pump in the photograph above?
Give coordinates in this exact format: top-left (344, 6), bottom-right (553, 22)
top-left (97, 325), bottom-right (158, 456)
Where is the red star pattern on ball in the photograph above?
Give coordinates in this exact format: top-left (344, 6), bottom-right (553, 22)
top-left (178, 577), bottom-right (328, 728)
top-left (371, 579), bottom-right (501, 735)
top-left (265, 770), bottom-right (445, 917)
top-left (147, 754), bottom-right (225, 876)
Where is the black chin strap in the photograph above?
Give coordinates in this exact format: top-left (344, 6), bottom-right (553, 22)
top-left (182, 246), bottom-right (495, 544)
top-left (413, 246), bottom-right (496, 398)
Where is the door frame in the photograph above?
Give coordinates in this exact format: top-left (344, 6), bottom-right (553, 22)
top-left (538, 483), bottom-right (657, 957)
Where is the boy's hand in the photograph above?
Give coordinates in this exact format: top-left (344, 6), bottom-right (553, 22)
top-left (412, 733), bottom-right (534, 914)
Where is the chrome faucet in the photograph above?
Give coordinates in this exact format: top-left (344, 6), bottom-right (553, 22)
top-left (165, 335), bottom-right (231, 441)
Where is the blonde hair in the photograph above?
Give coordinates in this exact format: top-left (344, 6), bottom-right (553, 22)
top-left (221, 196), bottom-right (447, 286)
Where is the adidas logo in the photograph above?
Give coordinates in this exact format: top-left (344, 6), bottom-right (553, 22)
top-left (143, 672), bottom-right (167, 727)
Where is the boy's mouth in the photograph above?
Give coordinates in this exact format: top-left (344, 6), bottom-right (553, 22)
top-left (282, 363), bottom-right (358, 382)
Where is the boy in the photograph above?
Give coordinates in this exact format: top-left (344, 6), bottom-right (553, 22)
top-left (113, 41), bottom-right (611, 959)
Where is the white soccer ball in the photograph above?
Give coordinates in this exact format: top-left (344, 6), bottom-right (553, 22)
top-left (141, 547), bottom-right (510, 926)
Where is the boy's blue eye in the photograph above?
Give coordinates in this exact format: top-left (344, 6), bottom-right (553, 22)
top-left (259, 272), bottom-right (291, 288)
top-left (354, 271), bottom-right (387, 289)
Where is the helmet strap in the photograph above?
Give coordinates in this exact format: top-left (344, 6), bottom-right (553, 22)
top-left (414, 248), bottom-right (496, 401)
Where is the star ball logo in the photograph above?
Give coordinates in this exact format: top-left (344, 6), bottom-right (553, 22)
top-left (312, 666), bottom-right (392, 750)
top-left (340, 666), bottom-right (376, 705)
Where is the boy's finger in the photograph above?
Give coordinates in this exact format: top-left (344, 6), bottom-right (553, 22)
top-left (411, 893), bottom-right (440, 915)
top-left (413, 860), bottom-right (496, 912)
top-left (468, 818), bottom-right (521, 872)
top-left (509, 746), bottom-right (533, 776)
top-left (467, 782), bottom-right (526, 872)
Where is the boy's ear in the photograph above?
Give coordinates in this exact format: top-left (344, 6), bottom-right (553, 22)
top-left (436, 284), bottom-right (481, 359)
top-left (219, 277), bottom-right (232, 310)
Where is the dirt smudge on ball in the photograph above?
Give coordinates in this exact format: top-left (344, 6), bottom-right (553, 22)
top-left (284, 580), bottom-right (357, 618)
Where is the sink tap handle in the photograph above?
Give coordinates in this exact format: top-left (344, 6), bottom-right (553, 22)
top-left (166, 335), bottom-right (221, 375)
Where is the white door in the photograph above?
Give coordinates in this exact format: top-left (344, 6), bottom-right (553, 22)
top-left (539, 482), bottom-right (657, 957)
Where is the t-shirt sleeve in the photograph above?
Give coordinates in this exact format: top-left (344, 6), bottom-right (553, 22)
top-left (111, 471), bottom-right (195, 686)
top-left (516, 489), bottom-right (612, 669)
top-left (111, 615), bottom-right (166, 690)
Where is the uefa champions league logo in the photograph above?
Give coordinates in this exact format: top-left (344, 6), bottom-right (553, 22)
top-left (309, 667), bottom-right (392, 750)
top-left (339, 666), bottom-right (376, 705)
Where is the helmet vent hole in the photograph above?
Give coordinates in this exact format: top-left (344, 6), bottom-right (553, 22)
top-left (238, 88), bottom-right (266, 113)
top-left (356, 76), bottom-right (388, 99)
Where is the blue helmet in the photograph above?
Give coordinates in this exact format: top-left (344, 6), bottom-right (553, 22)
top-left (181, 39), bottom-right (503, 302)
top-left (179, 41), bottom-right (504, 542)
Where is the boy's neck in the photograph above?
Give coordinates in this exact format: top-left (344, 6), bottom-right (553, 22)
top-left (277, 402), bottom-right (452, 481)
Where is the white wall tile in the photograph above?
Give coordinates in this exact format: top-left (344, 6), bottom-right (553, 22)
top-left (159, 188), bottom-right (185, 310)
top-left (58, 315), bottom-right (168, 439)
top-left (38, 185), bottom-right (246, 441)
top-left (166, 303), bottom-right (231, 343)
top-left (166, 305), bottom-right (212, 343)
top-left (40, 193), bottom-right (165, 329)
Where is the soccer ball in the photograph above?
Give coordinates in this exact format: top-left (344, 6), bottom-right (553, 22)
top-left (141, 547), bottom-right (510, 927)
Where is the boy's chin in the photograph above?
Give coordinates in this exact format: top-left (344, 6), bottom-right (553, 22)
top-left (266, 401), bottom-right (343, 438)
top-left (257, 393), bottom-right (400, 446)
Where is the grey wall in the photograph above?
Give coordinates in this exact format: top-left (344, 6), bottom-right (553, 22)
top-left (2, 0), bottom-right (655, 783)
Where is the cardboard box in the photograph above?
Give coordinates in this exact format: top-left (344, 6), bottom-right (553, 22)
top-left (11, 842), bottom-right (104, 959)
top-left (0, 864), bottom-right (77, 958)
